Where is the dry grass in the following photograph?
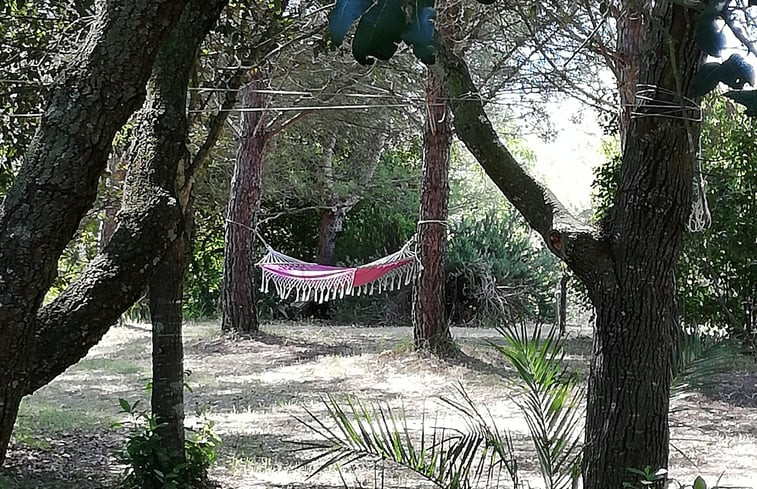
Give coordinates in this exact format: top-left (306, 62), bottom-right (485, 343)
top-left (2, 321), bottom-right (756, 489)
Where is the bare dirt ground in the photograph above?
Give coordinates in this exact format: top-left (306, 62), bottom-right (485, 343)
top-left (1, 321), bottom-right (756, 489)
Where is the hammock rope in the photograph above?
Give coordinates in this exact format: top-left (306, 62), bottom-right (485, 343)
top-left (256, 237), bottom-right (418, 303)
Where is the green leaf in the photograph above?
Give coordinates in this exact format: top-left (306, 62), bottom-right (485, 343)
top-left (401, 4), bottom-right (436, 64)
top-left (352, 0), bottom-right (406, 65)
top-left (724, 89), bottom-right (757, 116)
top-left (693, 475), bottom-right (707, 489)
top-left (328, 0), bottom-right (373, 45)
top-left (694, 19), bottom-right (725, 57)
top-left (119, 398), bottom-right (131, 413)
top-left (691, 62), bottom-right (724, 97)
top-left (717, 54), bottom-right (754, 90)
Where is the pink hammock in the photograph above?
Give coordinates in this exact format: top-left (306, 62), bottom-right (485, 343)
top-left (256, 239), bottom-right (417, 303)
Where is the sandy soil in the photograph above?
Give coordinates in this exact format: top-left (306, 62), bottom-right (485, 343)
top-left (1, 321), bottom-right (755, 489)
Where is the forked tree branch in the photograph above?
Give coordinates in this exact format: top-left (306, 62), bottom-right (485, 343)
top-left (434, 34), bottom-right (608, 275)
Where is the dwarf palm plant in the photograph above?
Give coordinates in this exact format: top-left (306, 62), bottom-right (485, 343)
top-left (295, 324), bottom-right (733, 488)
top-left (489, 324), bottom-right (583, 489)
top-left (295, 324), bottom-right (582, 489)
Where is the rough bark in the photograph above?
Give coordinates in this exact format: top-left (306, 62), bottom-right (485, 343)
top-left (98, 155), bottom-right (126, 250)
top-left (437, 2), bottom-right (701, 485)
top-left (317, 208), bottom-right (346, 266)
top-left (583, 5), bottom-right (701, 488)
top-left (413, 71), bottom-right (454, 357)
top-left (149, 232), bottom-right (191, 464)
top-left (221, 74), bottom-right (271, 335)
top-left (140, 0), bottom-right (227, 466)
top-left (0, 0), bottom-right (186, 463)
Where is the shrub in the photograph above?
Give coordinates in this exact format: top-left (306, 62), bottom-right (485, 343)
top-left (117, 399), bottom-right (221, 489)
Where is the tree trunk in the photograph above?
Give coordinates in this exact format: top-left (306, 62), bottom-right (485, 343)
top-left (557, 272), bottom-right (569, 336)
top-left (0, 0), bottom-right (187, 464)
top-left (436, 2), bottom-right (701, 485)
top-left (138, 0), bottom-right (226, 468)
top-left (221, 74), bottom-right (270, 335)
top-left (316, 208), bottom-right (345, 266)
top-left (413, 71), bottom-right (454, 357)
top-left (149, 232), bottom-right (191, 465)
top-left (582, 5), bottom-right (700, 488)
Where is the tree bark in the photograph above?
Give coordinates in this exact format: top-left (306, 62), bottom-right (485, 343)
top-left (0, 0), bottom-right (186, 463)
top-left (98, 155), bottom-right (126, 250)
top-left (221, 73), bottom-right (271, 335)
top-left (139, 0), bottom-right (227, 466)
top-left (413, 71), bottom-right (454, 357)
top-left (149, 232), bottom-right (191, 465)
top-left (437, 2), bottom-right (701, 485)
top-left (557, 272), bottom-right (569, 336)
top-left (317, 208), bottom-right (345, 266)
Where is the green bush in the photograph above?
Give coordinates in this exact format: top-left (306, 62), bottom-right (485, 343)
top-left (118, 399), bottom-right (221, 489)
top-left (446, 209), bottom-right (560, 325)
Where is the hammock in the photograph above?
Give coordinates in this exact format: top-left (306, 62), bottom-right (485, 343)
top-left (256, 239), bottom-right (417, 303)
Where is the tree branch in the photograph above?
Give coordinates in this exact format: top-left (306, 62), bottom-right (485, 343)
top-left (434, 34), bottom-right (608, 275)
top-left (26, 0), bottom-right (228, 395)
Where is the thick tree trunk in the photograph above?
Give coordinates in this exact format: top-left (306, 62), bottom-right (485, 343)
top-left (0, 0), bottom-right (186, 463)
top-left (582, 5), bottom-right (700, 488)
top-left (221, 75), bottom-right (270, 335)
top-left (437, 2), bottom-right (701, 485)
top-left (413, 71), bottom-right (454, 356)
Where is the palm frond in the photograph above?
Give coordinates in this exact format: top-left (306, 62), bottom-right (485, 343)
top-left (294, 393), bottom-right (518, 489)
top-left (490, 324), bottom-right (583, 489)
top-left (671, 328), bottom-right (736, 401)
top-left (438, 382), bottom-right (520, 487)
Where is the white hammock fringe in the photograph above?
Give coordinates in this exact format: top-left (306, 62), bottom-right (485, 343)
top-left (256, 237), bottom-right (417, 303)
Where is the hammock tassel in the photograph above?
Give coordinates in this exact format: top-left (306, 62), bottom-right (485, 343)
top-left (256, 238), bottom-right (417, 303)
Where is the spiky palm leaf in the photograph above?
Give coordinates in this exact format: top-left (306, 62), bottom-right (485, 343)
top-left (490, 324), bottom-right (583, 489)
top-left (671, 328), bottom-right (736, 402)
top-left (293, 393), bottom-right (519, 489)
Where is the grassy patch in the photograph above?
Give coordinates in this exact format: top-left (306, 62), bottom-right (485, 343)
top-left (15, 400), bottom-right (115, 434)
top-left (75, 357), bottom-right (145, 375)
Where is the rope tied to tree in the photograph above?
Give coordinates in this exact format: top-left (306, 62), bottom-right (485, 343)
top-left (628, 84), bottom-right (710, 232)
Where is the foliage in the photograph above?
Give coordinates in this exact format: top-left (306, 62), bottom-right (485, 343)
top-left (184, 207), bottom-right (226, 319)
top-left (489, 324), bottom-right (583, 489)
top-left (624, 469), bottom-right (716, 489)
top-left (691, 1), bottom-right (757, 108)
top-left (446, 210), bottom-right (560, 325)
top-left (117, 399), bottom-right (221, 489)
top-left (296, 324), bottom-right (581, 489)
top-left (296, 322), bottom-right (730, 488)
top-left (295, 391), bottom-right (517, 489)
top-left (671, 328), bottom-right (736, 403)
top-left (678, 97), bottom-right (757, 344)
top-left (328, 0), bottom-right (437, 64)
top-left (0, 1), bottom-right (94, 194)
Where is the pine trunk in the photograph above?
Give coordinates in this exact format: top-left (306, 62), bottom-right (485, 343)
top-left (221, 75), bottom-right (270, 335)
top-left (413, 71), bottom-right (454, 356)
